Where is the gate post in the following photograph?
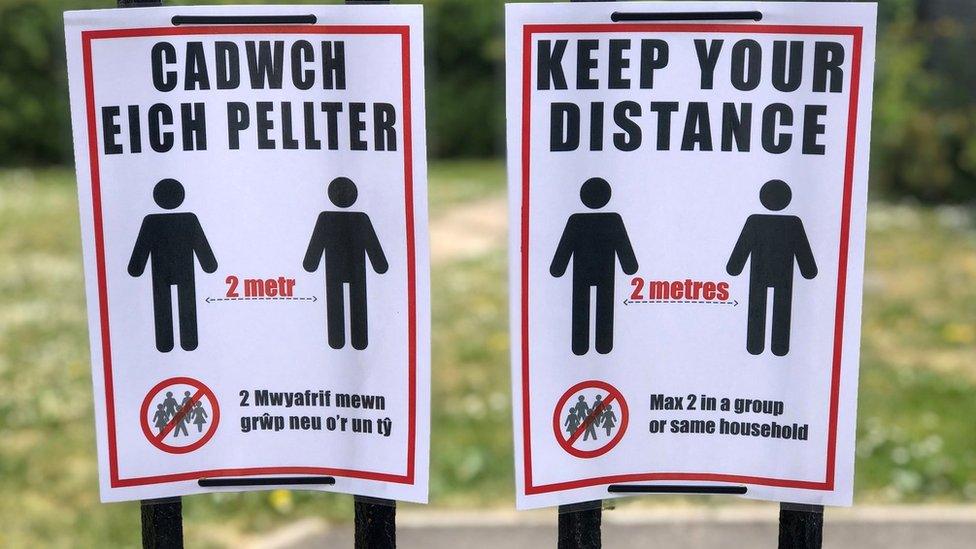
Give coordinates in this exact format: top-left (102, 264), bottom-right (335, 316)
top-left (140, 497), bottom-right (183, 549)
top-left (341, 0), bottom-right (397, 545)
top-left (558, 500), bottom-right (602, 549)
top-left (779, 503), bottom-right (824, 549)
top-left (113, 1), bottom-right (184, 546)
top-left (558, 1), bottom-right (611, 546)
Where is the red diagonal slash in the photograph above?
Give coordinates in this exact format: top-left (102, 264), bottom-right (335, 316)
top-left (154, 388), bottom-right (206, 443)
top-left (565, 393), bottom-right (618, 447)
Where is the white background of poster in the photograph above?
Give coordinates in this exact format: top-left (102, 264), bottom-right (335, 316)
top-left (65, 5), bottom-right (429, 503)
top-left (507, 1), bottom-right (876, 509)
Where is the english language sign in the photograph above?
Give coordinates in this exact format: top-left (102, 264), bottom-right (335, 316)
top-left (506, 1), bottom-right (876, 509)
top-left (65, 5), bottom-right (430, 503)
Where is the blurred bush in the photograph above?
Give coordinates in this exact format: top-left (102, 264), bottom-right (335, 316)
top-left (0, 1), bottom-right (98, 165)
top-left (0, 0), bottom-right (973, 201)
top-left (873, 0), bottom-right (976, 202)
top-left (425, 0), bottom-right (505, 158)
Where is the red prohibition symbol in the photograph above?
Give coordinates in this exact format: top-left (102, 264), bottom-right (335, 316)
top-left (553, 380), bottom-right (629, 459)
top-left (140, 377), bottom-right (220, 455)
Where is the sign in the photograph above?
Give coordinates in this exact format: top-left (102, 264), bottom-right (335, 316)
top-left (552, 380), bottom-right (629, 459)
top-left (140, 377), bottom-right (220, 455)
top-left (65, 5), bottom-right (430, 503)
top-left (506, 1), bottom-right (876, 509)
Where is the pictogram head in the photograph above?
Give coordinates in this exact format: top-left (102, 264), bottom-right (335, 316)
top-left (760, 179), bottom-right (792, 211)
top-left (153, 179), bottom-right (185, 210)
top-left (580, 177), bottom-right (612, 209)
top-left (328, 177), bottom-right (358, 208)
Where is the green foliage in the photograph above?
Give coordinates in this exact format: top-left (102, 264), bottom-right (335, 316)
top-left (0, 1), bottom-right (96, 165)
top-left (872, 5), bottom-right (976, 201)
top-left (425, 0), bottom-right (505, 158)
top-left (0, 0), bottom-right (974, 200)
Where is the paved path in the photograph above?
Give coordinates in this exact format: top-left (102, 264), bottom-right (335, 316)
top-left (251, 506), bottom-right (976, 549)
top-left (429, 197), bottom-right (506, 263)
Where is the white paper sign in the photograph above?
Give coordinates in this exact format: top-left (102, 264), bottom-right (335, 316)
top-left (506, 1), bottom-right (876, 509)
top-left (65, 5), bottom-right (430, 503)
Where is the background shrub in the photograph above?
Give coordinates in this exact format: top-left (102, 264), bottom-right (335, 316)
top-left (0, 0), bottom-right (972, 201)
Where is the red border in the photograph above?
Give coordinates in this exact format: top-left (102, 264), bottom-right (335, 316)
top-left (139, 377), bottom-right (222, 455)
top-left (82, 25), bottom-right (418, 488)
top-left (520, 23), bottom-right (864, 495)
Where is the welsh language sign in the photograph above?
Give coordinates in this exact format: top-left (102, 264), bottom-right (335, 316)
top-left (506, 1), bottom-right (876, 509)
top-left (65, 5), bottom-right (430, 503)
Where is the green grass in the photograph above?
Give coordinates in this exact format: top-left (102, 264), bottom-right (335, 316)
top-left (855, 205), bottom-right (976, 502)
top-left (427, 160), bottom-right (506, 215)
top-left (0, 164), bottom-right (975, 546)
top-left (430, 249), bottom-right (511, 507)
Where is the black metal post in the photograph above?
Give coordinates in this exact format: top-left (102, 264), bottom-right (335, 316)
top-left (553, 2), bottom-right (819, 549)
top-left (555, 0), bottom-right (612, 541)
top-left (777, 17), bottom-right (835, 549)
top-left (335, 0), bottom-right (399, 541)
top-left (354, 496), bottom-right (396, 549)
top-left (141, 497), bottom-right (183, 549)
top-left (558, 501), bottom-right (602, 549)
top-left (346, 0), bottom-right (396, 549)
top-left (335, 0), bottom-right (397, 532)
top-left (335, 2), bottom-right (397, 545)
top-left (779, 503), bottom-right (824, 549)
top-left (341, 0), bottom-right (398, 529)
top-left (113, 1), bottom-right (183, 548)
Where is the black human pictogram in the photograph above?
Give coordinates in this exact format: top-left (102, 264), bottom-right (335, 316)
top-left (128, 179), bottom-right (218, 353)
top-left (173, 404), bottom-right (189, 438)
top-left (179, 391), bottom-right (193, 414)
top-left (551, 178), bottom-right (638, 355)
top-left (570, 395), bottom-right (590, 427)
top-left (600, 404), bottom-right (617, 437)
top-left (152, 404), bottom-right (168, 435)
top-left (569, 394), bottom-right (600, 441)
top-left (161, 391), bottom-right (178, 417)
top-left (726, 180), bottom-right (818, 356)
top-left (304, 177), bottom-right (389, 350)
top-left (149, 389), bottom-right (210, 439)
top-left (190, 402), bottom-right (209, 433)
top-left (588, 394), bottom-right (605, 440)
top-left (564, 393), bottom-right (620, 443)
top-left (564, 407), bottom-right (581, 437)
